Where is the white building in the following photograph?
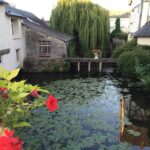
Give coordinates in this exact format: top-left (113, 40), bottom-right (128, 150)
top-left (0, 0), bottom-right (26, 70)
top-left (0, 0), bottom-right (73, 71)
top-left (134, 21), bottom-right (150, 45)
top-left (129, 0), bottom-right (150, 38)
top-left (110, 12), bottom-right (130, 33)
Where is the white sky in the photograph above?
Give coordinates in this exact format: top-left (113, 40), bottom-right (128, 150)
top-left (6, 0), bottom-right (130, 20)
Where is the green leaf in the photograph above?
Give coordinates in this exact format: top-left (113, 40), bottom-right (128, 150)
top-left (0, 65), bottom-right (9, 79)
top-left (15, 93), bottom-right (29, 102)
top-left (13, 122), bottom-right (31, 128)
top-left (38, 88), bottom-right (49, 93)
top-left (7, 68), bottom-right (20, 81)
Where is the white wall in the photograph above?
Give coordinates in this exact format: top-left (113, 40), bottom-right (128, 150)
top-left (137, 37), bottom-right (150, 45)
top-left (0, 5), bottom-right (26, 71)
top-left (110, 17), bottom-right (130, 33)
top-left (129, 0), bottom-right (150, 33)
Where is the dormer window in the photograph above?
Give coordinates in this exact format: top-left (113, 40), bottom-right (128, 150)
top-left (11, 18), bottom-right (20, 37)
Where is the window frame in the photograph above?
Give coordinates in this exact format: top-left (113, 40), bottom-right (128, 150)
top-left (38, 40), bottom-right (51, 57)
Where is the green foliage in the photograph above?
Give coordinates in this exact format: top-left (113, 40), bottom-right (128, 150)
top-left (114, 32), bottom-right (128, 41)
top-left (0, 66), bottom-right (48, 129)
top-left (117, 48), bottom-right (150, 77)
top-left (113, 40), bottom-right (137, 58)
top-left (135, 63), bottom-right (150, 89)
top-left (117, 51), bottom-right (135, 77)
top-left (50, 0), bottom-right (110, 57)
top-left (111, 18), bottom-right (121, 38)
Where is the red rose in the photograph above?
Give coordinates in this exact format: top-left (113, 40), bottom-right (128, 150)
top-left (45, 95), bottom-right (58, 112)
top-left (30, 89), bottom-right (39, 97)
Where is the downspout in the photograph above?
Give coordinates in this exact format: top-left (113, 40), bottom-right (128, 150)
top-left (138, 0), bottom-right (144, 29)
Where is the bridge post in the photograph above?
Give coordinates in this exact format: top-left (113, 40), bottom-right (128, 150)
top-left (99, 62), bottom-right (102, 72)
top-left (77, 61), bottom-right (80, 72)
top-left (88, 61), bottom-right (91, 72)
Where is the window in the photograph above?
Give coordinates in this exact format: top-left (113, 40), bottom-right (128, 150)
top-left (16, 49), bottom-right (20, 61)
top-left (11, 18), bottom-right (20, 37)
top-left (39, 41), bottom-right (51, 57)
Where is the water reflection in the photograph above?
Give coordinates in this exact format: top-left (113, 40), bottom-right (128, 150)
top-left (15, 73), bottom-right (150, 149)
top-left (120, 96), bottom-right (150, 149)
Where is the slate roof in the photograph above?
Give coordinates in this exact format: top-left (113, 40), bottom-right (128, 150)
top-left (5, 5), bottom-right (73, 42)
top-left (110, 12), bottom-right (130, 18)
top-left (0, 0), bottom-right (8, 4)
top-left (134, 21), bottom-right (150, 37)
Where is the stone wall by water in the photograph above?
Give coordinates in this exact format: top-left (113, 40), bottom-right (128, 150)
top-left (23, 58), bottom-right (70, 72)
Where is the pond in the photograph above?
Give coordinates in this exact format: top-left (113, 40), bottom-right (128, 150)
top-left (15, 73), bottom-right (150, 150)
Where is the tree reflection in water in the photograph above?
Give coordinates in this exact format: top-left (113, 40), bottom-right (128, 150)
top-left (120, 96), bottom-right (150, 149)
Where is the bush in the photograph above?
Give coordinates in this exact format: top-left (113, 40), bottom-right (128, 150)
top-left (141, 75), bottom-right (150, 89)
top-left (117, 48), bottom-right (150, 77)
top-left (113, 40), bottom-right (137, 58)
top-left (118, 51), bottom-right (135, 77)
top-left (114, 32), bottom-right (128, 41)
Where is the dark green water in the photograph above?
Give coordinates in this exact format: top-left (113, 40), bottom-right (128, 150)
top-left (15, 73), bottom-right (150, 150)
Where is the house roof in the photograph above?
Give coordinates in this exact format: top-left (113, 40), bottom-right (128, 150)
top-left (134, 21), bottom-right (150, 37)
top-left (5, 5), bottom-right (73, 42)
top-left (110, 12), bottom-right (130, 18)
top-left (0, 0), bottom-right (8, 5)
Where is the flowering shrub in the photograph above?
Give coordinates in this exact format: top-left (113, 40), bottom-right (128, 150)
top-left (0, 129), bottom-right (23, 150)
top-left (0, 66), bottom-right (58, 149)
top-left (46, 95), bottom-right (58, 112)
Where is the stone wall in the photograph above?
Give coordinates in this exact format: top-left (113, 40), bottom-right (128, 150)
top-left (25, 29), bottom-right (67, 58)
top-left (23, 57), bottom-right (70, 72)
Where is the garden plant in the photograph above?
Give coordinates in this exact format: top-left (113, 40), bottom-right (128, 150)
top-left (0, 66), bottom-right (58, 150)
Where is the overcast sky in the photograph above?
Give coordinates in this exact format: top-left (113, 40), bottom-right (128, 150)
top-left (6, 0), bottom-right (130, 20)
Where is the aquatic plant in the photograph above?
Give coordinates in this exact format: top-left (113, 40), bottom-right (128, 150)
top-left (15, 77), bottom-right (132, 149)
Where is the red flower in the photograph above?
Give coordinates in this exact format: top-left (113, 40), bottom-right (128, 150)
top-left (0, 136), bottom-right (13, 150)
top-left (10, 137), bottom-right (23, 150)
top-left (0, 87), bottom-right (8, 99)
top-left (46, 95), bottom-right (58, 112)
top-left (30, 89), bottom-right (39, 97)
top-left (4, 129), bottom-right (14, 138)
top-left (0, 129), bottom-right (23, 150)
top-left (2, 93), bottom-right (8, 99)
top-left (0, 87), bottom-right (7, 93)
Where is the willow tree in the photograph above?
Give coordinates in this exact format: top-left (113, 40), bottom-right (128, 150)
top-left (50, 0), bottom-right (110, 57)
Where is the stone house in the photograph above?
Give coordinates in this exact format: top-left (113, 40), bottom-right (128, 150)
top-left (0, 0), bottom-right (73, 71)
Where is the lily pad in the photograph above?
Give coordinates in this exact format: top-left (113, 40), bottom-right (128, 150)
top-left (127, 129), bottom-right (141, 137)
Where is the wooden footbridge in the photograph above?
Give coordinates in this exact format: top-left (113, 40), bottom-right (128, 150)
top-left (66, 58), bottom-right (117, 72)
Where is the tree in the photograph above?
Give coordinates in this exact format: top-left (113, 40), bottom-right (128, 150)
top-left (110, 17), bottom-right (121, 38)
top-left (50, 0), bottom-right (110, 57)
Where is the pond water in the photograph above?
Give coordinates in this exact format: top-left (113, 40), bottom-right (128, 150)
top-left (15, 73), bottom-right (150, 150)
